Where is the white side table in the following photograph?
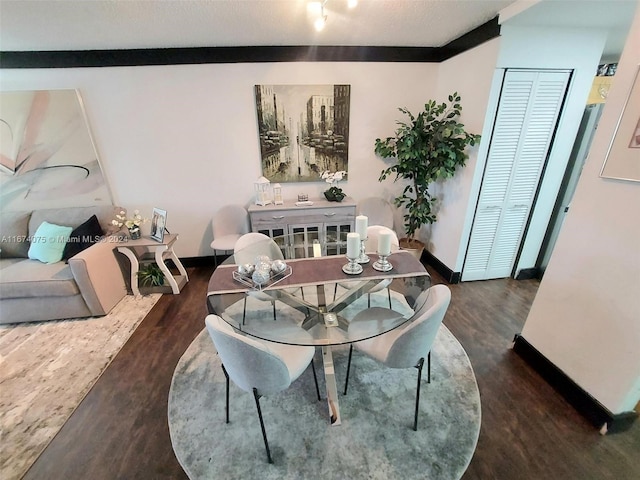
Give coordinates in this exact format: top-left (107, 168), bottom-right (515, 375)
top-left (116, 234), bottom-right (189, 296)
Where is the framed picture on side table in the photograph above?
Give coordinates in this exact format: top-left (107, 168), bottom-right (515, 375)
top-left (150, 207), bottom-right (167, 242)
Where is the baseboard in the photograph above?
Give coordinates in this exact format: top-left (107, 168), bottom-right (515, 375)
top-left (515, 268), bottom-right (540, 280)
top-left (512, 334), bottom-right (638, 434)
top-left (180, 255), bottom-right (216, 268)
top-left (421, 250), bottom-right (461, 284)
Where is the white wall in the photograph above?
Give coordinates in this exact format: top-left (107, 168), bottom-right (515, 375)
top-left (521, 11), bottom-right (640, 414)
top-left (428, 37), bottom-right (501, 270)
top-left (0, 62), bottom-right (438, 256)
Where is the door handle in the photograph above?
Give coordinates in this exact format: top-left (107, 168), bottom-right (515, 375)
top-left (324, 212), bottom-right (336, 217)
top-left (272, 215), bottom-right (285, 220)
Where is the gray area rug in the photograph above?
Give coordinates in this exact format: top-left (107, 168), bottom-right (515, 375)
top-left (169, 306), bottom-right (481, 479)
top-left (0, 293), bottom-right (161, 480)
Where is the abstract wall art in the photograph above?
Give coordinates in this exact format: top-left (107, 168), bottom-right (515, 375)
top-left (600, 65), bottom-right (640, 182)
top-left (254, 84), bottom-right (350, 183)
top-left (0, 89), bottom-right (112, 211)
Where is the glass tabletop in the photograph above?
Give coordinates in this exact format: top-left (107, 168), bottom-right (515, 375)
top-left (206, 233), bottom-right (431, 347)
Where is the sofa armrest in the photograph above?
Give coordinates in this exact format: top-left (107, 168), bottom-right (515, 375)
top-left (68, 240), bottom-right (127, 315)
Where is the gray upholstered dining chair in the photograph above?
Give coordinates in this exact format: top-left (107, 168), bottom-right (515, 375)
top-left (205, 314), bottom-right (320, 464)
top-left (234, 232), bottom-right (305, 322)
top-left (210, 205), bottom-right (251, 267)
top-left (343, 284), bottom-right (452, 431)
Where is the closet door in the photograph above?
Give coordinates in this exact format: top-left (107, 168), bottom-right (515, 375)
top-left (462, 69), bottom-right (570, 281)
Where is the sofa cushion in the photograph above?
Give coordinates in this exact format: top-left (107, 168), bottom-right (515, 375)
top-left (29, 206), bottom-right (124, 237)
top-left (28, 221), bottom-right (73, 264)
top-left (62, 214), bottom-right (105, 261)
top-left (0, 211), bottom-right (31, 258)
top-left (0, 258), bottom-right (79, 299)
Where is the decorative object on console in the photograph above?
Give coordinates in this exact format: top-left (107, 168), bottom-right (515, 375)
top-left (150, 207), bottom-right (167, 242)
top-left (254, 84), bottom-right (350, 183)
top-left (111, 209), bottom-right (148, 240)
top-left (321, 170), bottom-right (347, 202)
top-left (0, 89), bottom-right (113, 211)
top-left (375, 92), bottom-right (480, 258)
top-left (273, 183), bottom-right (283, 205)
top-left (254, 176), bottom-right (272, 206)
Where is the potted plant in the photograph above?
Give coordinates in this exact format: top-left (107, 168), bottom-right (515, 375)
top-left (321, 170), bottom-right (347, 202)
top-left (374, 92), bottom-right (480, 257)
top-left (137, 263), bottom-right (165, 288)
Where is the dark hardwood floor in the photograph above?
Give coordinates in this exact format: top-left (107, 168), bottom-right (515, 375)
top-left (23, 264), bottom-right (639, 479)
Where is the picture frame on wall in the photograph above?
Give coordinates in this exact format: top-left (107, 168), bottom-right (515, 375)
top-left (600, 65), bottom-right (640, 182)
top-left (254, 84), bottom-right (351, 183)
top-left (150, 208), bottom-right (167, 243)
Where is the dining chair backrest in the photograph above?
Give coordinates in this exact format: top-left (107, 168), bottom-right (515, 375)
top-left (365, 225), bottom-right (400, 253)
top-left (384, 284), bottom-right (451, 368)
top-left (358, 197), bottom-right (394, 229)
top-left (205, 315), bottom-right (293, 395)
top-left (234, 232), bottom-right (284, 265)
top-left (212, 204), bottom-right (250, 240)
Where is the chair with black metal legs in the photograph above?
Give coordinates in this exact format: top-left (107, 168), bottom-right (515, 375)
top-left (205, 314), bottom-right (320, 464)
top-left (343, 284), bottom-right (451, 431)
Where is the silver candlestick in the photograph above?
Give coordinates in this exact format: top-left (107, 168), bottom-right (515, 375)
top-left (342, 252), bottom-right (363, 275)
top-left (357, 237), bottom-right (370, 264)
top-left (373, 253), bottom-right (393, 272)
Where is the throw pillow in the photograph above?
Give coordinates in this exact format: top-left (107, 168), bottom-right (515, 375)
top-left (28, 221), bottom-right (73, 264)
top-left (62, 214), bottom-right (105, 261)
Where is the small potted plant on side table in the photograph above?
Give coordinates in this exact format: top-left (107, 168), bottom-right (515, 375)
top-left (375, 92), bottom-right (480, 258)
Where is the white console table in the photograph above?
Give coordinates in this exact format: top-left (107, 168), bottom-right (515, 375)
top-left (248, 197), bottom-right (356, 257)
top-left (116, 234), bottom-right (189, 296)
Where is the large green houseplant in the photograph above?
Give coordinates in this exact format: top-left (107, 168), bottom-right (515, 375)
top-left (375, 92), bottom-right (480, 253)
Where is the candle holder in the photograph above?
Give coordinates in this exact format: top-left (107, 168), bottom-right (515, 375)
top-left (357, 237), bottom-right (370, 264)
top-left (373, 253), bottom-right (393, 272)
top-left (342, 254), bottom-right (363, 275)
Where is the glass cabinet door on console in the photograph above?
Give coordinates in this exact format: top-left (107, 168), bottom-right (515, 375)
top-left (248, 197), bottom-right (356, 257)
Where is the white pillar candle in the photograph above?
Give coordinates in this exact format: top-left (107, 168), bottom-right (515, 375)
top-left (378, 232), bottom-right (392, 256)
top-left (313, 240), bottom-right (322, 258)
top-left (355, 215), bottom-right (368, 239)
top-left (346, 232), bottom-right (360, 259)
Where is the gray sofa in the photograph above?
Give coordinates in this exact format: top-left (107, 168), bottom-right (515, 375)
top-left (0, 206), bottom-right (128, 324)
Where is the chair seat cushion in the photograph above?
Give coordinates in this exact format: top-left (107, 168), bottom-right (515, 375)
top-left (211, 234), bottom-right (243, 252)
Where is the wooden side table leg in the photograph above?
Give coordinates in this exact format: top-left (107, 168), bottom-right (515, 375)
top-left (118, 247), bottom-right (141, 296)
top-left (155, 247), bottom-right (180, 294)
top-left (168, 249), bottom-right (189, 282)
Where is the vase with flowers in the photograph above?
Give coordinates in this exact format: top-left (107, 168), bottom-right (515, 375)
top-left (112, 209), bottom-right (149, 239)
top-left (321, 170), bottom-right (347, 202)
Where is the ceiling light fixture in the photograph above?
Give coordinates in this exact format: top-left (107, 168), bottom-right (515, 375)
top-left (348, 0), bottom-right (358, 8)
top-left (312, 1), bottom-right (328, 32)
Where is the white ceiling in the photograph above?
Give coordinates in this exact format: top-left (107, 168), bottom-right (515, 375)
top-left (0, 0), bottom-right (636, 61)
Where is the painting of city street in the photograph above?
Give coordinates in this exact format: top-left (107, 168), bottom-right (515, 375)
top-left (254, 84), bottom-right (350, 183)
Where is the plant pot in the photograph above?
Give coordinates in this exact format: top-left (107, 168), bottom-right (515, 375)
top-left (128, 227), bottom-right (141, 240)
top-left (399, 238), bottom-right (425, 261)
top-left (324, 188), bottom-right (345, 202)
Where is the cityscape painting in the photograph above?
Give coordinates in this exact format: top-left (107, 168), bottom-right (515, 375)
top-left (254, 84), bottom-right (350, 183)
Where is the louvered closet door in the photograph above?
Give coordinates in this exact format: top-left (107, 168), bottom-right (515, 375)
top-left (462, 70), bottom-right (570, 281)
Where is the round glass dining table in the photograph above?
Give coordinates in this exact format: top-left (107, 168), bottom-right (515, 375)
top-left (205, 232), bottom-right (431, 425)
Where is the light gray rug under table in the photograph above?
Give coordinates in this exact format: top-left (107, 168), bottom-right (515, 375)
top-left (169, 321), bottom-right (481, 480)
